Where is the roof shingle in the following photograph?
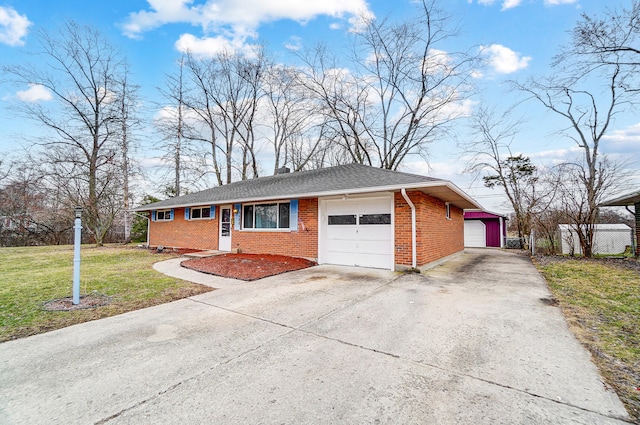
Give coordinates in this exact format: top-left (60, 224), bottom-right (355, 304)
top-left (133, 163), bottom-right (478, 210)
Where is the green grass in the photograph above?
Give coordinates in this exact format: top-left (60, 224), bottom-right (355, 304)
top-left (0, 245), bottom-right (213, 342)
top-left (535, 258), bottom-right (640, 422)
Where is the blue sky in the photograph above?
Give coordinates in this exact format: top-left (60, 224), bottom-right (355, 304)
top-left (1, 0), bottom-right (638, 213)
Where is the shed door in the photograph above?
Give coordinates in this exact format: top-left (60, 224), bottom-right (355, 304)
top-left (464, 220), bottom-right (486, 248)
top-left (321, 196), bottom-right (393, 270)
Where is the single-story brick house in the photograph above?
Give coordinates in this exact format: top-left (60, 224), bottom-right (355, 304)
top-left (463, 210), bottom-right (508, 248)
top-left (132, 163), bottom-right (481, 271)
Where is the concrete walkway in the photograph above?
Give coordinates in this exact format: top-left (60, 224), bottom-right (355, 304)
top-left (152, 257), bottom-right (239, 289)
top-left (0, 249), bottom-right (631, 424)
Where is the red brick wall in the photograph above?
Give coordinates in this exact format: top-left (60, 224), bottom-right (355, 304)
top-left (147, 199), bottom-right (319, 260)
top-left (149, 193), bottom-right (463, 267)
top-left (394, 191), bottom-right (464, 267)
top-left (149, 208), bottom-right (218, 250)
top-left (232, 198), bottom-right (319, 259)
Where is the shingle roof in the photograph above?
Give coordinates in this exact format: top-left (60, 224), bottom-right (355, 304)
top-left (601, 190), bottom-right (640, 206)
top-left (133, 163), bottom-right (480, 211)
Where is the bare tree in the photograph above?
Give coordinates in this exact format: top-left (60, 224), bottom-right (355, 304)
top-left (299, 0), bottom-right (475, 170)
top-left (514, 63), bottom-right (632, 257)
top-left (156, 55), bottom-right (204, 195)
top-left (182, 48), bottom-right (267, 185)
top-left (0, 157), bottom-right (11, 181)
top-left (551, 157), bottom-right (628, 256)
top-left (510, 3), bottom-right (640, 257)
top-left (531, 207), bottom-right (566, 255)
top-left (263, 65), bottom-right (325, 172)
top-left (233, 51), bottom-right (266, 180)
top-left (118, 67), bottom-right (140, 243)
top-left (3, 21), bottom-right (133, 245)
top-left (559, 1), bottom-right (640, 78)
top-left (0, 158), bottom-right (73, 246)
top-left (298, 45), bottom-right (374, 166)
top-left (463, 107), bottom-right (546, 248)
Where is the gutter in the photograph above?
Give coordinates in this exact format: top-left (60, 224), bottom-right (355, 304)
top-left (401, 188), bottom-right (417, 269)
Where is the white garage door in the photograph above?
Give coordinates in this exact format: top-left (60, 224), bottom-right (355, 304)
top-left (464, 220), bottom-right (486, 248)
top-left (321, 196), bottom-right (393, 269)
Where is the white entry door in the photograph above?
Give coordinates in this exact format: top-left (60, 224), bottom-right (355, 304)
top-left (320, 195), bottom-right (393, 270)
top-left (219, 206), bottom-right (232, 251)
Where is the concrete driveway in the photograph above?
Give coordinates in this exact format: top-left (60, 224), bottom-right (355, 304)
top-left (0, 248), bottom-right (631, 424)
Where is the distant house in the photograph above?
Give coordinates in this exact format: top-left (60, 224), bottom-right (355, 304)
top-left (132, 164), bottom-right (482, 271)
top-left (601, 190), bottom-right (640, 257)
top-left (463, 210), bottom-right (507, 248)
top-left (558, 224), bottom-right (633, 256)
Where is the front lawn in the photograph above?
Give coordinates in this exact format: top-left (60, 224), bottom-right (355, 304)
top-left (535, 257), bottom-right (639, 422)
top-left (0, 245), bottom-right (213, 342)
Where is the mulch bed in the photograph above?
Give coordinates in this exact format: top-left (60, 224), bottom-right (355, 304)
top-left (42, 293), bottom-right (113, 311)
top-left (181, 253), bottom-right (316, 281)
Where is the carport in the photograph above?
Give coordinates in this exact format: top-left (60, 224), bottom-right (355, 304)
top-left (601, 190), bottom-right (640, 256)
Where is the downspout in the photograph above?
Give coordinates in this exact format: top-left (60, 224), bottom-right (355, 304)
top-left (132, 211), bottom-right (151, 247)
top-left (499, 216), bottom-right (505, 248)
top-left (401, 188), bottom-right (417, 269)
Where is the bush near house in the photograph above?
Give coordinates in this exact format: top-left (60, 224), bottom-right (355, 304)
top-left (535, 256), bottom-right (640, 422)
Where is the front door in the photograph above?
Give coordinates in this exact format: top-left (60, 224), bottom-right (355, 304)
top-left (219, 206), bottom-right (232, 251)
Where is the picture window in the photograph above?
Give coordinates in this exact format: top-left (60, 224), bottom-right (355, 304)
top-left (243, 202), bottom-right (290, 230)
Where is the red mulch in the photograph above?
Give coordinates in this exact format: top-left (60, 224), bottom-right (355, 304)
top-left (181, 253), bottom-right (316, 281)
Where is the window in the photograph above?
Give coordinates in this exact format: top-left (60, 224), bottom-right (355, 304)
top-left (359, 214), bottom-right (391, 225)
top-left (156, 210), bottom-right (172, 221)
top-left (243, 202), bottom-right (290, 230)
top-left (279, 203), bottom-right (290, 228)
top-left (445, 202), bottom-right (451, 220)
top-left (190, 207), bottom-right (211, 220)
top-left (243, 205), bottom-right (254, 228)
top-left (328, 214), bottom-right (356, 225)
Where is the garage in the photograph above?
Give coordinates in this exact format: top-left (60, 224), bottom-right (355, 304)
top-left (464, 220), bottom-right (486, 248)
top-left (320, 195), bottom-right (394, 269)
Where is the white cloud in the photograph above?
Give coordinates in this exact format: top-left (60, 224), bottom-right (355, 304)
top-left (284, 36), bottom-right (302, 51)
top-left (16, 84), bottom-right (52, 102)
top-left (347, 9), bottom-right (375, 34)
top-left (176, 33), bottom-right (242, 56)
top-left (122, 0), bottom-right (372, 54)
top-left (501, 0), bottom-right (521, 10)
top-left (480, 44), bottom-right (531, 74)
top-left (0, 6), bottom-right (31, 46)
top-left (471, 0), bottom-right (577, 9)
top-left (543, 0), bottom-right (578, 5)
top-left (602, 122), bottom-right (640, 155)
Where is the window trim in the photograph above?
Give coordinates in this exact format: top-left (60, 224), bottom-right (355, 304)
top-left (445, 202), bottom-right (451, 220)
top-left (155, 209), bottom-right (173, 222)
top-left (241, 200), bottom-right (292, 232)
top-left (189, 206), bottom-right (213, 220)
